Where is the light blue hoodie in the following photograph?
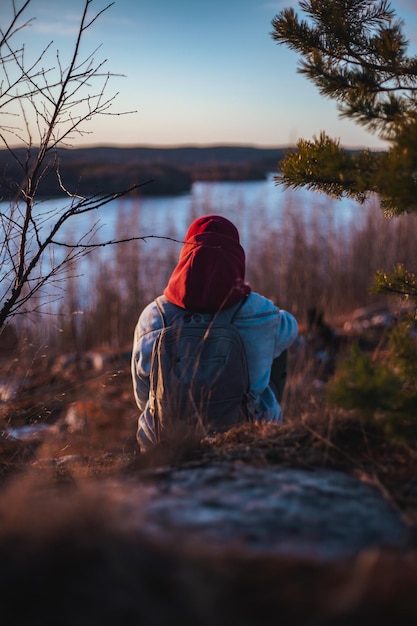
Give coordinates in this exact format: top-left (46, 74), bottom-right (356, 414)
top-left (131, 291), bottom-right (298, 450)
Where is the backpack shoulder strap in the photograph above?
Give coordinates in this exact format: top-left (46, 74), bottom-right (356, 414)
top-left (155, 295), bottom-right (168, 327)
top-left (154, 295), bottom-right (186, 327)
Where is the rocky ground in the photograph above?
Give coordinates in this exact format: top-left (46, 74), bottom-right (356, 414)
top-left (1, 320), bottom-right (417, 624)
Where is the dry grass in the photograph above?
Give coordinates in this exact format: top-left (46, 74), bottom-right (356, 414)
top-left (1, 347), bottom-right (417, 624)
top-left (2, 474), bottom-right (417, 626)
top-left (1, 412), bottom-right (417, 625)
top-left (1, 350), bottom-right (416, 518)
top-left (8, 194), bottom-right (417, 353)
top-left (1, 194), bottom-right (417, 623)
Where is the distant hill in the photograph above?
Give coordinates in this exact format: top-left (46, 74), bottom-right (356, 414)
top-left (58, 145), bottom-right (288, 166)
top-left (0, 145), bottom-right (290, 199)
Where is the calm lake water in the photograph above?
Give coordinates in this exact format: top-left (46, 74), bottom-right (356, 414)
top-left (2, 173), bottom-right (376, 311)
top-left (36, 173), bottom-right (370, 253)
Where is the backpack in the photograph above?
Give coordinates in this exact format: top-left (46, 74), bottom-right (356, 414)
top-left (149, 295), bottom-right (252, 440)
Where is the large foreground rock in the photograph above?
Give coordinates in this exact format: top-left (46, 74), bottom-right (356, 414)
top-left (123, 462), bottom-right (409, 561)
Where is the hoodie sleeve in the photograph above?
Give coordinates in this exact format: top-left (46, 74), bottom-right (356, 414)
top-left (131, 301), bottom-right (164, 413)
top-left (274, 310), bottom-right (299, 358)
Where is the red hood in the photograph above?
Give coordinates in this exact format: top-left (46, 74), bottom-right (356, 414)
top-left (164, 214), bottom-right (251, 311)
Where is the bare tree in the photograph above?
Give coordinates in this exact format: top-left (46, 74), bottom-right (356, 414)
top-left (0, 0), bottom-right (147, 332)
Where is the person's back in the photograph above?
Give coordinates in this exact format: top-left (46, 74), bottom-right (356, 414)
top-left (131, 214), bottom-right (298, 453)
top-left (148, 294), bottom-right (251, 438)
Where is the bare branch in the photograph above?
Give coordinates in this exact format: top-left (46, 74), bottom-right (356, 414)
top-left (0, 0), bottom-right (32, 50)
top-left (51, 234), bottom-right (189, 249)
top-left (0, 0), bottom-right (142, 329)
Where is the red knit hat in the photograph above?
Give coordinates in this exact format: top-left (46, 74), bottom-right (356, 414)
top-left (164, 214), bottom-right (251, 311)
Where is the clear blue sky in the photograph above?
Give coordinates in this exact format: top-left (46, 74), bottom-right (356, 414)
top-left (2, 0), bottom-right (417, 149)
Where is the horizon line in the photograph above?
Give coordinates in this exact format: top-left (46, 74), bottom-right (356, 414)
top-left (4, 141), bottom-right (387, 151)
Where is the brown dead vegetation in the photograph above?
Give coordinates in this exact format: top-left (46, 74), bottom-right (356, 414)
top-left (1, 330), bottom-right (417, 625)
top-left (1, 197), bottom-right (417, 622)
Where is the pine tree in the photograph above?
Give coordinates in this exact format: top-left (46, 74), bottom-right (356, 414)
top-left (271, 0), bottom-right (417, 213)
top-left (272, 1), bottom-right (417, 438)
top-left (271, 0), bottom-right (417, 302)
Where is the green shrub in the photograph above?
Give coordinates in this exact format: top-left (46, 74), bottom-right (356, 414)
top-left (326, 321), bottom-right (417, 441)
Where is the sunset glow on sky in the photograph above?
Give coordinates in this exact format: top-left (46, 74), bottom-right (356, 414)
top-left (2, 0), bottom-right (417, 149)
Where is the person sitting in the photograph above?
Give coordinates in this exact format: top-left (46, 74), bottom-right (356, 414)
top-left (131, 214), bottom-right (298, 452)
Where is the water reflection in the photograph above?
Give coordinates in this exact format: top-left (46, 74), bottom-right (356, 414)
top-left (0, 174), bottom-right (374, 315)
top-left (53, 173), bottom-right (369, 251)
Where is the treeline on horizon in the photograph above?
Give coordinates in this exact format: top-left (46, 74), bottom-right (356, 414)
top-left (0, 145), bottom-right (374, 199)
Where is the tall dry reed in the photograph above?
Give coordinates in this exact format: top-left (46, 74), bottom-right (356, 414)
top-left (8, 193), bottom-right (417, 356)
